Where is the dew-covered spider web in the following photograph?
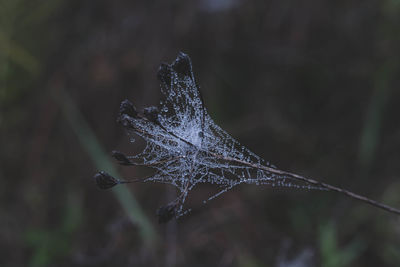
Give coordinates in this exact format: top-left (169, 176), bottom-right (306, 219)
top-left (114, 52), bottom-right (323, 219)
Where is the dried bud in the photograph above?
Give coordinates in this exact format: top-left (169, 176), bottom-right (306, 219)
top-left (172, 52), bottom-right (192, 77)
top-left (119, 99), bottom-right (137, 118)
top-left (143, 106), bottom-right (159, 123)
top-left (156, 203), bottom-right (177, 223)
top-left (112, 150), bottom-right (132, 165)
top-left (94, 171), bottom-right (120, 189)
top-left (117, 114), bottom-right (134, 129)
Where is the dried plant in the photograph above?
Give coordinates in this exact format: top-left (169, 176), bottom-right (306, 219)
top-left (94, 52), bottom-right (400, 222)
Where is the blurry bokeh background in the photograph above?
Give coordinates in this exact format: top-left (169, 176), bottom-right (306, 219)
top-left (1, 0), bottom-right (400, 266)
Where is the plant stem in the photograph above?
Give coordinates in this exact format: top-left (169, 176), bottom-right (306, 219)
top-left (221, 155), bottom-right (400, 216)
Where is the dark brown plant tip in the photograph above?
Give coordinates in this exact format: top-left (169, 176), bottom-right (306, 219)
top-left (117, 114), bottom-right (133, 130)
top-left (112, 150), bottom-right (133, 165)
top-left (143, 106), bottom-right (159, 124)
top-left (94, 171), bottom-right (120, 190)
top-left (156, 202), bottom-right (177, 224)
top-left (119, 99), bottom-right (137, 118)
top-left (172, 52), bottom-right (192, 77)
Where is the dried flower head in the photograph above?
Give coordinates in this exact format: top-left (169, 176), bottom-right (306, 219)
top-left (94, 52), bottom-right (400, 222)
top-left (97, 52), bottom-right (321, 220)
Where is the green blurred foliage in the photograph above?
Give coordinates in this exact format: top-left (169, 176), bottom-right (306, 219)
top-left (319, 222), bottom-right (365, 267)
top-left (25, 190), bottom-right (82, 267)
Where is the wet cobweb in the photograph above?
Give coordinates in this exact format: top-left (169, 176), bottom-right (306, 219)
top-left (95, 52), bottom-right (323, 222)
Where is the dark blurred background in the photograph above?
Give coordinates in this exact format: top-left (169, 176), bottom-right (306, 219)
top-left (1, 0), bottom-right (400, 266)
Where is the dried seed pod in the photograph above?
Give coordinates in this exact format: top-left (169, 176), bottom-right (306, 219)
top-left (156, 202), bottom-right (177, 223)
top-left (172, 52), bottom-right (192, 77)
top-left (94, 171), bottom-right (120, 189)
top-left (119, 99), bottom-right (137, 118)
top-left (117, 114), bottom-right (133, 129)
top-left (143, 106), bottom-right (159, 124)
top-left (112, 150), bottom-right (132, 165)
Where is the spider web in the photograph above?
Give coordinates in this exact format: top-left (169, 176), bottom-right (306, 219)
top-left (118, 52), bottom-right (322, 217)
